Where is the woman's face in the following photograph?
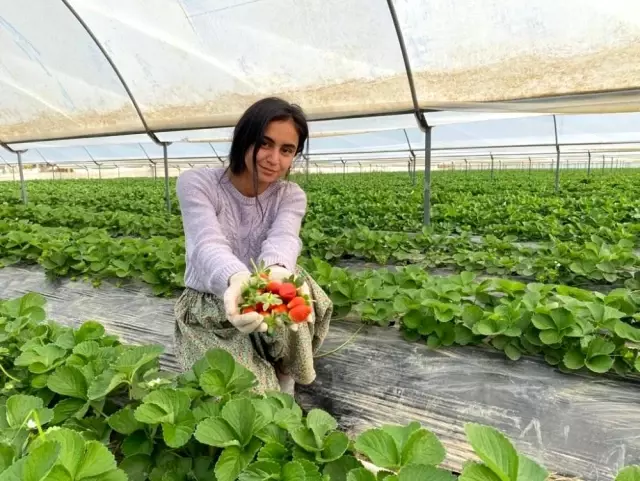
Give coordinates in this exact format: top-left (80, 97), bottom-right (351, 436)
top-left (245, 119), bottom-right (299, 184)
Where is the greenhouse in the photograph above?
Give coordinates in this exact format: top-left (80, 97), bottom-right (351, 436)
top-left (1, 1), bottom-right (640, 480)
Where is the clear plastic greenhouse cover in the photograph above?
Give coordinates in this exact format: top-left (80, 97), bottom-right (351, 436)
top-left (1, 0), bottom-right (640, 144)
top-left (1, 113), bottom-right (639, 165)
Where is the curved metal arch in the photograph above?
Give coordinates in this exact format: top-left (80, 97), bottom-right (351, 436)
top-left (61, 0), bottom-right (161, 145)
top-left (0, 138), bottom-right (18, 154)
top-left (385, 0), bottom-right (428, 131)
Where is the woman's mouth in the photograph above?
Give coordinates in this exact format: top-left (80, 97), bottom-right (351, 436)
top-left (260, 166), bottom-right (277, 175)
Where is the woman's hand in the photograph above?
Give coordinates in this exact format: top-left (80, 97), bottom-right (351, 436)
top-left (268, 266), bottom-right (315, 329)
top-left (223, 271), bottom-right (268, 334)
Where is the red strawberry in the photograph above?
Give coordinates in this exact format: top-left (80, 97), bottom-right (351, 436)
top-left (289, 305), bottom-right (312, 323)
top-left (255, 303), bottom-right (264, 312)
top-left (266, 281), bottom-right (281, 295)
top-left (279, 283), bottom-right (297, 302)
top-left (287, 297), bottom-right (307, 310)
top-left (241, 306), bottom-right (256, 314)
top-left (272, 304), bottom-right (288, 315)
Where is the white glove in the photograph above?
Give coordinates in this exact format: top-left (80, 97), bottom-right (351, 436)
top-left (267, 265), bottom-right (315, 329)
top-left (223, 271), bottom-right (268, 334)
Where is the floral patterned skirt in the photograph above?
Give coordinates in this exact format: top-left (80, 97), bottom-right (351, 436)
top-left (174, 267), bottom-right (333, 393)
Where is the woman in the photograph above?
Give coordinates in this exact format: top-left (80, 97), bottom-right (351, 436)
top-left (174, 97), bottom-right (332, 395)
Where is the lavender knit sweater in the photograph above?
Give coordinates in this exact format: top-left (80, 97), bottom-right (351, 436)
top-left (176, 168), bottom-right (307, 297)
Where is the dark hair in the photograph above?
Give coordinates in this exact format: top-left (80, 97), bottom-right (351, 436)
top-left (228, 97), bottom-right (308, 189)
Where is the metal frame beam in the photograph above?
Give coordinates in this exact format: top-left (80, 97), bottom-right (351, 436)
top-left (61, 0), bottom-right (161, 146)
top-left (553, 115), bottom-right (561, 192)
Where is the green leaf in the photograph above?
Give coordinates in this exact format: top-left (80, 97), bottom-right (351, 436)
top-left (614, 321), bottom-right (640, 343)
top-left (397, 464), bottom-right (456, 481)
top-left (87, 370), bottom-right (127, 400)
top-left (72, 341), bottom-right (101, 359)
top-left (108, 406), bottom-right (144, 435)
top-left (298, 459), bottom-right (323, 481)
top-left (0, 440), bottom-right (59, 481)
top-left (563, 350), bottom-right (585, 370)
top-left (550, 308), bottom-right (573, 331)
top-left (306, 409), bottom-right (337, 443)
top-left (121, 431), bottom-right (154, 457)
top-left (75, 321), bottom-right (105, 343)
top-left (539, 330), bottom-right (561, 345)
top-left (163, 413), bottom-right (195, 448)
top-left (47, 366), bottom-right (88, 399)
top-left (587, 337), bottom-right (616, 358)
top-left (238, 460), bottom-right (281, 481)
top-left (323, 456), bottom-right (363, 481)
top-left (531, 314), bottom-right (554, 331)
top-left (380, 423), bottom-right (420, 454)
top-left (194, 348), bottom-right (237, 380)
top-left (135, 388), bottom-right (191, 424)
top-left (114, 345), bottom-right (164, 379)
top-left (193, 398), bottom-right (222, 422)
top-left (119, 454), bottom-right (153, 481)
top-left (458, 462), bottom-right (502, 481)
top-left (273, 407), bottom-right (303, 431)
top-left (503, 344), bottom-right (521, 362)
top-left (464, 424), bottom-right (518, 481)
top-left (354, 429), bottom-right (400, 470)
top-left (346, 468), bottom-right (378, 481)
top-left (320, 431), bottom-right (349, 462)
top-left (402, 310), bottom-right (423, 330)
top-left (282, 461), bottom-right (307, 481)
top-left (215, 437), bottom-right (262, 481)
top-left (401, 428), bottom-right (446, 467)
top-left (6, 395), bottom-right (52, 429)
top-left (586, 355), bottom-right (614, 373)
top-left (258, 442), bottom-right (288, 462)
top-left (291, 427), bottom-right (321, 452)
top-left (616, 466), bottom-right (640, 481)
top-left (52, 398), bottom-right (89, 424)
top-left (222, 398), bottom-right (256, 447)
top-left (455, 325), bottom-right (475, 345)
top-left (517, 454), bottom-right (548, 481)
top-left (195, 417), bottom-right (241, 448)
top-left (75, 440), bottom-right (120, 479)
top-left (38, 428), bottom-right (85, 478)
top-left (462, 305), bottom-right (483, 327)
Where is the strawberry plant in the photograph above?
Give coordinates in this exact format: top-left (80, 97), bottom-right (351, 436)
top-left (0, 293), bottom-right (639, 480)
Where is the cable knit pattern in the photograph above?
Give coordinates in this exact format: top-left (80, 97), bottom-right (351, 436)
top-left (176, 167), bottom-right (306, 296)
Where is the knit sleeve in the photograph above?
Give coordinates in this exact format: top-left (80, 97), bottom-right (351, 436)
top-left (259, 182), bottom-right (307, 271)
top-left (176, 170), bottom-right (249, 296)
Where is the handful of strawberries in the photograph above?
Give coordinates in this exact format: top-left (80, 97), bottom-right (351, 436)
top-left (239, 266), bottom-right (313, 335)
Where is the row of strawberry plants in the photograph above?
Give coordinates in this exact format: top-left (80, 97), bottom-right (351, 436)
top-left (1, 218), bottom-right (639, 377)
top-left (2, 171), bottom-right (639, 244)
top-left (6, 292), bottom-right (639, 480)
top-left (2, 217), bottom-right (638, 290)
top-left (303, 258), bottom-right (640, 376)
top-left (302, 228), bottom-right (639, 287)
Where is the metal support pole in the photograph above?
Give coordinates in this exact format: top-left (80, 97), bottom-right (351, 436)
top-left (423, 126), bottom-right (432, 225)
top-left (587, 151), bottom-right (591, 176)
top-left (162, 143), bottom-right (172, 212)
top-left (340, 158), bottom-right (346, 179)
top-left (553, 115), bottom-right (560, 192)
top-left (117, 165), bottom-right (121, 178)
top-left (528, 157), bottom-right (532, 175)
top-left (602, 155), bottom-right (606, 171)
top-left (358, 161), bottom-right (362, 175)
top-left (17, 151), bottom-right (27, 205)
top-left (464, 159), bottom-right (468, 174)
top-left (490, 153), bottom-right (495, 180)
